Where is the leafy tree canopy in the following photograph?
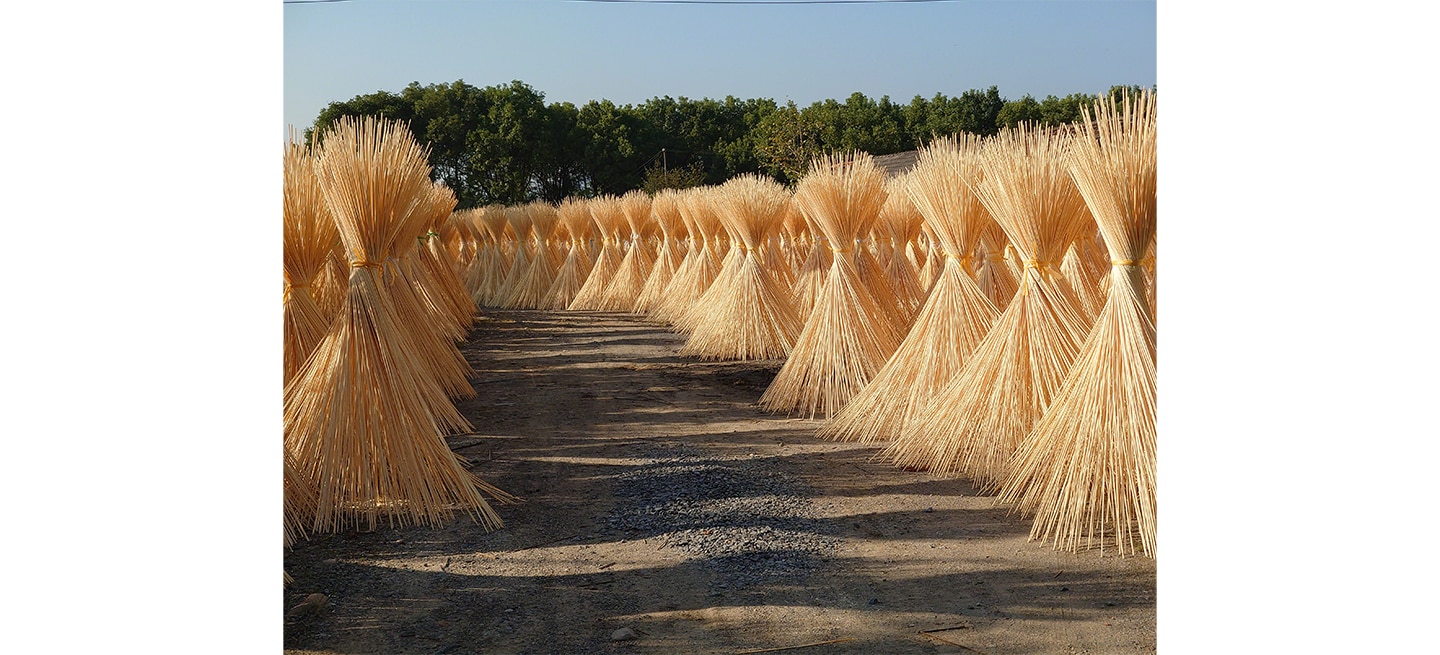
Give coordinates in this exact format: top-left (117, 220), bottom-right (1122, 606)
top-left (306, 80), bottom-right (1153, 207)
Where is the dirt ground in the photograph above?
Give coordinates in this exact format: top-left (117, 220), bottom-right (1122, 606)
top-left (283, 309), bottom-right (1156, 655)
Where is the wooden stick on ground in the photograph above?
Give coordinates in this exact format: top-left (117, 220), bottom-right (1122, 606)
top-left (734, 637), bottom-right (856, 654)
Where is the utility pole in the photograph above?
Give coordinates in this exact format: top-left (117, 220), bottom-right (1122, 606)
top-left (661, 148), bottom-right (667, 174)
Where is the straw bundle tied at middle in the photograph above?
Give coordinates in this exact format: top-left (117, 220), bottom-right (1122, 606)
top-left (594, 190), bottom-right (656, 311)
top-left (1000, 91), bottom-right (1158, 557)
top-left (820, 135), bottom-right (1001, 444)
top-left (284, 115), bottom-right (505, 533)
top-left (282, 137), bottom-right (340, 386)
top-left (569, 195), bottom-right (627, 311)
top-left (541, 198), bottom-right (596, 310)
top-left (680, 174), bottom-right (802, 360)
top-left (760, 151), bottom-right (903, 419)
top-left (883, 124), bottom-right (1094, 487)
top-left (635, 189), bottom-right (687, 314)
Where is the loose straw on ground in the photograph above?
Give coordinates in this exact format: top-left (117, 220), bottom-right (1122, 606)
top-left (883, 123), bottom-right (1093, 486)
top-left (284, 116), bottom-right (506, 533)
top-left (760, 152), bottom-right (902, 418)
top-left (820, 135), bottom-right (1000, 443)
top-left (999, 90), bottom-right (1157, 557)
top-left (681, 174), bottom-right (801, 360)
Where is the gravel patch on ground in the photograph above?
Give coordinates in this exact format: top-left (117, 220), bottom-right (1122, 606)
top-left (605, 442), bottom-right (840, 590)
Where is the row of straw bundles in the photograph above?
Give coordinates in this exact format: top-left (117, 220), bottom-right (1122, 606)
top-left (819, 135), bottom-right (1001, 444)
top-left (875, 93), bottom-right (1155, 555)
top-left (999, 91), bottom-right (1157, 556)
top-left (448, 95), bottom-right (1153, 554)
top-left (281, 116), bottom-right (509, 536)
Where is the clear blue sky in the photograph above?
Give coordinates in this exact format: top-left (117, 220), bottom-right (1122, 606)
top-left (285, 0), bottom-right (1154, 134)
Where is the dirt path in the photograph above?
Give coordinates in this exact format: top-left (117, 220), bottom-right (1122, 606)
top-left (284, 310), bottom-right (1156, 654)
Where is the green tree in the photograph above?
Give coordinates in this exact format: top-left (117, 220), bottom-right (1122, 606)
top-left (997, 94), bottom-right (1043, 129)
top-left (803, 92), bottom-right (908, 155)
top-left (902, 86), bottom-right (1005, 144)
top-left (1038, 93), bottom-right (1093, 127)
top-left (640, 161), bottom-right (708, 195)
top-left (752, 101), bottom-right (825, 185)
top-left (576, 99), bottom-right (647, 195)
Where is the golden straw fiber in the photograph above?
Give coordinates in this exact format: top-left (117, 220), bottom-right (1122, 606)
top-left (998, 90), bottom-right (1157, 556)
top-left (283, 135), bottom-right (339, 385)
top-left (1060, 238), bottom-right (1105, 323)
top-left (820, 135), bottom-right (1001, 444)
top-left (760, 152), bottom-right (902, 418)
top-left (285, 115), bottom-right (505, 533)
top-left (883, 124), bottom-right (1093, 487)
top-left (312, 248), bottom-right (349, 322)
top-left (975, 224), bottom-right (1019, 310)
top-left (284, 447), bottom-right (318, 548)
top-left (680, 174), bottom-right (802, 360)
top-left (790, 213), bottom-right (833, 323)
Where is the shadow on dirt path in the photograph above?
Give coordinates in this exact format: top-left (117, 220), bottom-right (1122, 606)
top-left (284, 309), bottom-right (1156, 655)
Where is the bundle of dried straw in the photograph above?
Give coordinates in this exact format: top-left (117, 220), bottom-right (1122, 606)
top-left (569, 195), bottom-right (627, 310)
top-left (652, 187), bottom-right (724, 327)
top-left (681, 174), bottom-right (801, 360)
top-left (883, 123), bottom-right (1093, 486)
top-left (634, 190), bottom-right (687, 314)
top-left (492, 205), bottom-right (534, 307)
top-left (597, 190), bottom-right (656, 311)
top-left (284, 116), bottom-right (505, 533)
top-left (760, 152), bottom-right (901, 418)
top-left (820, 135), bottom-right (1000, 443)
top-left (282, 136), bottom-right (339, 385)
top-left (505, 202), bottom-right (561, 309)
top-left (542, 198), bottom-right (596, 310)
top-left (999, 91), bottom-right (1157, 556)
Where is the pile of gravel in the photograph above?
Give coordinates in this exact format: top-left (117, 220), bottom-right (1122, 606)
top-left (605, 443), bottom-right (838, 588)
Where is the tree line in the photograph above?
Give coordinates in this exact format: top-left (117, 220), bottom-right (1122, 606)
top-left (305, 79), bottom-right (1149, 208)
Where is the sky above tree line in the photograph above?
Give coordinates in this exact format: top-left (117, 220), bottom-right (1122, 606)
top-left (284, 0), bottom-right (1156, 139)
